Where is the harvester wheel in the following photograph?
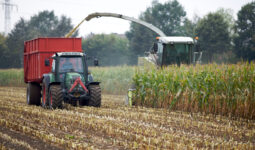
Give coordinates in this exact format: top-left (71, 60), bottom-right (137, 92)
top-left (49, 85), bottom-right (63, 109)
top-left (41, 83), bottom-right (48, 108)
top-left (88, 85), bottom-right (101, 107)
top-left (26, 83), bottom-right (41, 106)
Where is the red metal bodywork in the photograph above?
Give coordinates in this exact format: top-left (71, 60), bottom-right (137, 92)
top-left (69, 77), bottom-right (88, 93)
top-left (24, 38), bottom-right (82, 83)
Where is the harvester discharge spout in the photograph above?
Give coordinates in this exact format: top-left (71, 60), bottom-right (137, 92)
top-left (65, 12), bottom-right (166, 38)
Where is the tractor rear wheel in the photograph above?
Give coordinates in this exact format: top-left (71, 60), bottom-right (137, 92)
top-left (26, 82), bottom-right (41, 106)
top-left (49, 85), bottom-right (63, 109)
top-left (88, 85), bottom-right (101, 107)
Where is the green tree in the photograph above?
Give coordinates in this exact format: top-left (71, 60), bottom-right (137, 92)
top-left (28, 11), bottom-right (77, 37)
top-left (234, 2), bottom-right (255, 61)
top-left (181, 15), bottom-right (200, 37)
top-left (195, 13), bottom-right (231, 63)
top-left (215, 8), bottom-right (235, 37)
top-left (6, 19), bottom-right (29, 68)
top-left (6, 10), bottom-right (77, 68)
top-left (0, 34), bottom-right (10, 68)
top-left (82, 34), bottom-right (130, 66)
top-left (126, 0), bottom-right (187, 64)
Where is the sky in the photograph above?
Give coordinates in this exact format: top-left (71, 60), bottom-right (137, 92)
top-left (0, 0), bottom-right (254, 36)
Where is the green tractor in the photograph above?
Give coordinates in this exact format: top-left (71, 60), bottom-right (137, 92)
top-left (41, 52), bottom-right (101, 109)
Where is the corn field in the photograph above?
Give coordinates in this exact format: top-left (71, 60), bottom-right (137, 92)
top-left (0, 87), bottom-right (254, 149)
top-left (91, 66), bottom-right (135, 94)
top-left (133, 62), bottom-right (255, 119)
top-left (0, 69), bottom-right (24, 87)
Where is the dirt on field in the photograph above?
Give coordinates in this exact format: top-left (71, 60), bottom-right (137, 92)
top-left (0, 87), bottom-right (255, 149)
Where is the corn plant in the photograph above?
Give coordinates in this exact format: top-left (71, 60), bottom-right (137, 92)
top-left (133, 62), bottom-right (255, 119)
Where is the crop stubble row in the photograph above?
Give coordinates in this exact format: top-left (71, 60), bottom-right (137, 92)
top-left (0, 87), bottom-right (254, 149)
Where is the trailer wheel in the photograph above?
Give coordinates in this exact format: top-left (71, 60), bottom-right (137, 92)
top-left (88, 85), bottom-right (101, 107)
top-left (49, 85), bottom-right (63, 109)
top-left (26, 83), bottom-right (41, 106)
top-left (41, 83), bottom-right (48, 108)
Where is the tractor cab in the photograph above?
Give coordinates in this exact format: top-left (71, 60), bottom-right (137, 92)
top-left (51, 52), bottom-right (88, 83)
top-left (42, 52), bottom-right (100, 108)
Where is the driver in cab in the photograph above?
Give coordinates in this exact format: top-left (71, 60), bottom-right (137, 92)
top-left (61, 58), bottom-right (73, 72)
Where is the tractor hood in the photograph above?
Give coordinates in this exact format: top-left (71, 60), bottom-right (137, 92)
top-left (65, 72), bottom-right (85, 91)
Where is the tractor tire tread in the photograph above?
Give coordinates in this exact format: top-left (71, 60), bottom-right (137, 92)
top-left (50, 85), bottom-right (63, 109)
top-left (88, 85), bottom-right (101, 107)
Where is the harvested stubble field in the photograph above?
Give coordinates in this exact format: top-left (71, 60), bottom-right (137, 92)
top-left (0, 87), bottom-right (255, 149)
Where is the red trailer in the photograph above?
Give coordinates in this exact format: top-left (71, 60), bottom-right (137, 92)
top-left (24, 37), bottom-right (82, 83)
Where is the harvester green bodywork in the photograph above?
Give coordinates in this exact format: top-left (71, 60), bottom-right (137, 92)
top-left (139, 37), bottom-right (202, 67)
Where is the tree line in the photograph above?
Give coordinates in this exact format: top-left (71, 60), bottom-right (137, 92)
top-left (0, 11), bottom-right (78, 68)
top-left (0, 0), bottom-right (254, 68)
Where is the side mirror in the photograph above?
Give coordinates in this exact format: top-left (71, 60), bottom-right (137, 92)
top-left (45, 59), bottom-right (50, 66)
top-left (94, 58), bottom-right (99, 66)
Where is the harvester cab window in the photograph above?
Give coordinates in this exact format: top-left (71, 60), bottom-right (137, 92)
top-left (59, 57), bottom-right (83, 73)
top-left (162, 43), bottom-right (190, 65)
top-left (175, 44), bottom-right (190, 64)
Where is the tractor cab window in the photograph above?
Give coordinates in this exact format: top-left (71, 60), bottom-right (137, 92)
top-left (59, 57), bottom-right (84, 73)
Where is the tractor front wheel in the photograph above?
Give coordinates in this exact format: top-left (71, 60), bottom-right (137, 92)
top-left (26, 83), bottom-right (41, 106)
top-left (49, 85), bottom-right (63, 109)
top-left (88, 85), bottom-right (101, 107)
